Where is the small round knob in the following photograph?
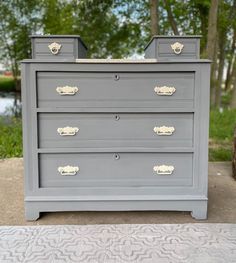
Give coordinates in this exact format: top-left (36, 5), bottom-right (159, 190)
top-left (114, 153), bottom-right (120, 160)
top-left (115, 115), bottom-right (120, 121)
top-left (114, 74), bottom-right (120, 81)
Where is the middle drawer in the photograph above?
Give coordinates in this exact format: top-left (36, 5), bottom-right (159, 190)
top-left (38, 113), bottom-right (193, 148)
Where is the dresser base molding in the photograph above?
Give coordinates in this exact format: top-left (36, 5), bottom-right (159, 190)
top-left (25, 199), bottom-right (207, 221)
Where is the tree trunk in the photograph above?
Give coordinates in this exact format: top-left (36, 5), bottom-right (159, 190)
top-left (195, 2), bottom-right (209, 54)
top-left (206, 0), bottom-right (219, 60)
top-left (150, 0), bottom-right (159, 35)
top-left (206, 0), bottom-right (219, 107)
top-left (230, 60), bottom-right (236, 108)
top-left (163, 0), bottom-right (179, 35)
top-left (215, 31), bottom-right (226, 107)
top-left (225, 33), bottom-right (236, 91)
top-left (233, 127), bottom-right (236, 180)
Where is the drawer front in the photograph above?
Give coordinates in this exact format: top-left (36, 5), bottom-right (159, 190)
top-left (37, 72), bottom-right (195, 108)
top-left (38, 113), bottom-right (193, 148)
top-left (39, 153), bottom-right (193, 188)
top-left (31, 37), bottom-right (87, 59)
top-left (145, 37), bottom-right (200, 59)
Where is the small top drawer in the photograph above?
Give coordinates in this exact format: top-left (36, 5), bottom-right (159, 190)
top-left (145, 36), bottom-right (200, 60)
top-left (31, 35), bottom-right (87, 59)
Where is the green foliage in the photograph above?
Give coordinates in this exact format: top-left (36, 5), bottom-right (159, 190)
top-left (0, 76), bottom-right (15, 92)
top-left (209, 147), bottom-right (232, 162)
top-left (0, 0), bottom-right (42, 83)
top-left (0, 117), bottom-right (22, 158)
top-left (209, 109), bottom-right (236, 141)
top-left (41, 0), bottom-right (143, 58)
top-left (209, 108), bottom-right (236, 161)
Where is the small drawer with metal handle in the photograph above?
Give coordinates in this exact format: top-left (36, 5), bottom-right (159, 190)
top-left (31, 35), bottom-right (87, 59)
top-left (39, 153), bottom-right (193, 188)
top-left (38, 113), bottom-right (193, 149)
top-left (145, 36), bottom-right (200, 59)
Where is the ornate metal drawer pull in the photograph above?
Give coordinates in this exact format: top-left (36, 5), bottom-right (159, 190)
top-left (153, 126), bottom-right (175, 136)
top-left (58, 165), bottom-right (79, 176)
top-left (56, 86), bottom-right (79, 95)
top-left (154, 86), bottom-right (176, 96)
top-left (171, 42), bottom-right (184, 55)
top-left (153, 165), bottom-right (174, 175)
top-left (48, 42), bottom-right (62, 55)
top-left (57, 126), bottom-right (79, 136)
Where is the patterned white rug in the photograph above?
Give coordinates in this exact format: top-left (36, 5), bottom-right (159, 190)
top-left (0, 224), bottom-right (235, 263)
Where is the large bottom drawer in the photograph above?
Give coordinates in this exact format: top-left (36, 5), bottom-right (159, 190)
top-left (39, 153), bottom-right (193, 188)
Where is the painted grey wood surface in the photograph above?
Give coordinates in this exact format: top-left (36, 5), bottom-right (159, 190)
top-left (145, 36), bottom-right (200, 59)
top-left (39, 153), bottom-right (193, 188)
top-left (38, 113), bottom-right (193, 148)
top-left (21, 36), bottom-right (210, 221)
top-left (31, 35), bottom-right (87, 59)
top-left (37, 72), bottom-right (195, 108)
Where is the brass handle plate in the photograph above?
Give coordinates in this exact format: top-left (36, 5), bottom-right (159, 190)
top-left (56, 86), bottom-right (79, 95)
top-left (171, 42), bottom-right (184, 55)
top-left (57, 126), bottom-right (79, 136)
top-left (154, 86), bottom-right (176, 96)
top-left (58, 165), bottom-right (79, 176)
top-left (153, 165), bottom-right (174, 175)
top-left (153, 126), bottom-right (175, 135)
top-left (48, 42), bottom-right (62, 55)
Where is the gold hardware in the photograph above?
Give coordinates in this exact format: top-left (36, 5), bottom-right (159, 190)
top-left (56, 86), bottom-right (79, 95)
top-left (57, 126), bottom-right (79, 136)
top-left (153, 165), bottom-right (174, 175)
top-left (153, 126), bottom-right (175, 135)
top-left (154, 86), bottom-right (176, 96)
top-left (58, 165), bottom-right (79, 176)
top-left (48, 42), bottom-right (62, 55)
top-left (171, 42), bottom-right (184, 55)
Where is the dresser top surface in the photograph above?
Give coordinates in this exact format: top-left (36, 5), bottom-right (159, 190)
top-left (21, 58), bottom-right (211, 64)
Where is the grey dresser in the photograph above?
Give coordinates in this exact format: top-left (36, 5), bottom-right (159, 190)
top-left (21, 35), bottom-right (210, 220)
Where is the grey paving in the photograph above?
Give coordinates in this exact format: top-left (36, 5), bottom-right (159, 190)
top-left (0, 224), bottom-right (236, 262)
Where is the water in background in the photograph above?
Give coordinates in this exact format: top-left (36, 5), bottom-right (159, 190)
top-left (0, 91), bottom-right (21, 117)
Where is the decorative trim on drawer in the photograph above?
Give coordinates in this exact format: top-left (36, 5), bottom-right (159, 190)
top-left (153, 126), bottom-right (175, 136)
top-left (154, 86), bottom-right (176, 96)
top-left (153, 165), bottom-right (174, 175)
top-left (171, 42), bottom-right (184, 55)
top-left (57, 126), bottom-right (79, 136)
top-left (56, 86), bottom-right (79, 95)
top-left (58, 165), bottom-right (79, 176)
top-left (48, 42), bottom-right (62, 55)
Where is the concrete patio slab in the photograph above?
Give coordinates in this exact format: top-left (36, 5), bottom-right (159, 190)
top-left (0, 224), bottom-right (235, 262)
top-left (0, 158), bottom-right (235, 225)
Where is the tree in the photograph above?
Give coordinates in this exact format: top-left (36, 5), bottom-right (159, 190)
top-left (205, 0), bottom-right (219, 106)
top-left (0, 0), bottom-right (41, 89)
top-left (150, 0), bottom-right (159, 35)
top-left (163, 0), bottom-right (179, 35)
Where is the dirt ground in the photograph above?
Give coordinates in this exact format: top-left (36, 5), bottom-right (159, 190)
top-left (0, 158), bottom-right (235, 225)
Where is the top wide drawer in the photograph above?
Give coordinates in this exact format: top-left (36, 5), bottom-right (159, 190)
top-left (36, 72), bottom-right (195, 109)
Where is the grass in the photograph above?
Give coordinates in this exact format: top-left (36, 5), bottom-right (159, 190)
top-left (209, 108), bottom-right (236, 161)
top-left (0, 109), bottom-right (235, 160)
top-left (0, 76), bottom-right (15, 92)
top-left (0, 117), bottom-right (22, 158)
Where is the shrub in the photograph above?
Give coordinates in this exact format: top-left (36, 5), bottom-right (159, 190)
top-left (0, 76), bottom-right (16, 92)
top-left (0, 117), bottom-right (22, 158)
